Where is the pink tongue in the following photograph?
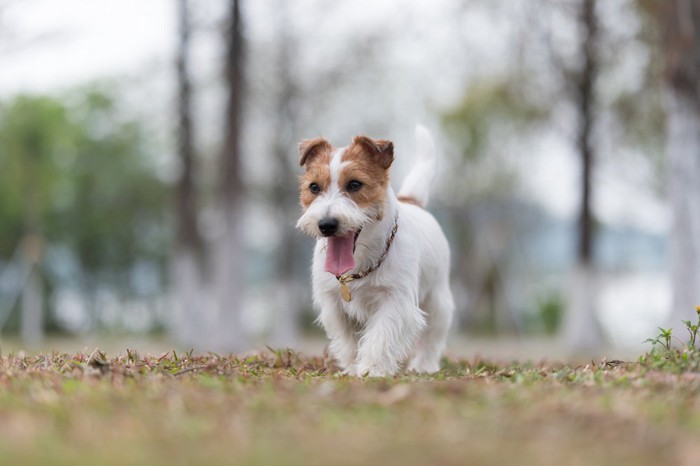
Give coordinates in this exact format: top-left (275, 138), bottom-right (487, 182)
top-left (324, 233), bottom-right (356, 276)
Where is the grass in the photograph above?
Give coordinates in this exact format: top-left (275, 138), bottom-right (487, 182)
top-left (641, 307), bottom-right (700, 372)
top-left (0, 345), bottom-right (699, 466)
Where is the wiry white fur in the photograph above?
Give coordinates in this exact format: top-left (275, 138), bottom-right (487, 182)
top-left (328, 147), bottom-right (344, 193)
top-left (300, 125), bottom-right (454, 377)
top-left (397, 124), bottom-right (437, 208)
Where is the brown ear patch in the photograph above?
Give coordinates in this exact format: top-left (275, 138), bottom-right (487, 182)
top-left (339, 136), bottom-right (393, 217)
top-left (350, 135), bottom-right (394, 169)
top-left (299, 138), bottom-right (333, 167)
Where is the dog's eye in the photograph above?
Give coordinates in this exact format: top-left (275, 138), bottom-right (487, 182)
top-left (309, 183), bottom-right (321, 194)
top-left (347, 180), bottom-right (363, 192)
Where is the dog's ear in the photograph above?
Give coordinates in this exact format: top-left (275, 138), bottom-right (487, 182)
top-left (352, 135), bottom-right (394, 169)
top-left (299, 138), bottom-right (332, 167)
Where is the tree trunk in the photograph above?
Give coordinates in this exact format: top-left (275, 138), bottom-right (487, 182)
top-left (269, 0), bottom-right (302, 347)
top-left (20, 234), bottom-right (44, 346)
top-left (666, 93), bottom-right (700, 324)
top-left (20, 138), bottom-right (44, 344)
top-left (577, 0), bottom-right (595, 269)
top-left (211, 0), bottom-right (248, 352)
top-left (662, 0), bottom-right (700, 325)
top-left (175, 0), bottom-right (201, 256)
top-left (172, 0), bottom-right (206, 348)
top-left (21, 266), bottom-right (42, 346)
top-left (561, 0), bottom-right (604, 352)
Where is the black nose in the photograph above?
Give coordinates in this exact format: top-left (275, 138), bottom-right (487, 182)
top-left (318, 218), bottom-right (339, 237)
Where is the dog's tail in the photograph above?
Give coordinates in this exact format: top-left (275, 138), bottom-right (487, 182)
top-left (396, 124), bottom-right (437, 208)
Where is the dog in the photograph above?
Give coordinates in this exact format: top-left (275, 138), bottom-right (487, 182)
top-left (296, 125), bottom-right (454, 376)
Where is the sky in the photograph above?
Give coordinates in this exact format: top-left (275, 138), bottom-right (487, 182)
top-left (0, 0), bottom-right (176, 93)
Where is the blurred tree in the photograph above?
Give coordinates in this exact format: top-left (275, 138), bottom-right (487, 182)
top-left (560, 0), bottom-right (605, 351)
top-left (55, 90), bottom-right (169, 295)
top-left (442, 78), bottom-right (548, 333)
top-left (211, 0), bottom-right (248, 351)
top-left (611, 0), bottom-right (665, 185)
top-left (0, 97), bottom-right (70, 257)
top-left (659, 0), bottom-right (700, 324)
top-left (576, 0), bottom-right (596, 273)
top-left (172, 0), bottom-right (206, 348)
top-left (269, 0), bottom-right (303, 346)
top-left (527, 0), bottom-right (669, 346)
top-left (0, 90), bottom-right (169, 335)
top-left (444, 0), bottom-right (660, 340)
top-left (0, 96), bottom-right (71, 341)
top-left (168, 0), bottom-right (249, 352)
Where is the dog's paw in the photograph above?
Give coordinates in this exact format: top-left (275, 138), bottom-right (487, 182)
top-left (341, 364), bottom-right (359, 377)
top-left (407, 359), bottom-right (441, 374)
top-left (355, 363), bottom-right (396, 378)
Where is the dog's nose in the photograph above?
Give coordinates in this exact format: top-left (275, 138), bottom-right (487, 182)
top-left (318, 218), bottom-right (339, 237)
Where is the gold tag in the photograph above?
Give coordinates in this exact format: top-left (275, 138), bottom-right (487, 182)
top-left (340, 283), bottom-right (352, 302)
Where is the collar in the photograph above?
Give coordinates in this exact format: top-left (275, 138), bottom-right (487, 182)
top-left (335, 212), bottom-right (399, 302)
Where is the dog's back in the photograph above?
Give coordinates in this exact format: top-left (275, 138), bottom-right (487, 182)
top-left (395, 127), bottom-right (454, 372)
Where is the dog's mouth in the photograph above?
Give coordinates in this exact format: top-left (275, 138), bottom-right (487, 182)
top-left (324, 228), bottom-right (362, 277)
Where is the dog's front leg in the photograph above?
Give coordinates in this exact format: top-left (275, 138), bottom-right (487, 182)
top-left (355, 297), bottom-right (426, 377)
top-left (319, 304), bottom-right (359, 375)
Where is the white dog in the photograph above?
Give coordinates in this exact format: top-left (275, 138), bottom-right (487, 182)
top-left (296, 125), bottom-right (454, 376)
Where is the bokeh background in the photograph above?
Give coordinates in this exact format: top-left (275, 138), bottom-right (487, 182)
top-left (0, 0), bottom-right (696, 358)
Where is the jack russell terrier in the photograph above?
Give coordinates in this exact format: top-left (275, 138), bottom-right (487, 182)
top-left (296, 125), bottom-right (454, 376)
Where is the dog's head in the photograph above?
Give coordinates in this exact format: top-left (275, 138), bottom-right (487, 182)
top-left (295, 135), bottom-right (394, 275)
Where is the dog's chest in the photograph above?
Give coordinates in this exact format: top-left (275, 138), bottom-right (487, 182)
top-left (336, 282), bottom-right (388, 324)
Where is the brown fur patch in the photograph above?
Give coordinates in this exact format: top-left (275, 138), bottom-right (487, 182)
top-left (339, 136), bottom-right (394, 218)
top-left (397, 195), bottom-right (422, 207)
top-left (299, 142), bottom-right (333, 209)
top-left (299, 138), bottom-right (333, 167)
top-left (351, 136), bottom-right (394, 169)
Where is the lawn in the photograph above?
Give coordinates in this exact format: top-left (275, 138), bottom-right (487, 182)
top-left (0, 346), bottom-right (698, 466)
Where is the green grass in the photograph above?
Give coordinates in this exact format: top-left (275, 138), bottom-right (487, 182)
top-left (0, 347), bottom-right (698, 466)
top-left (641, 308), bottom-right (700, 372)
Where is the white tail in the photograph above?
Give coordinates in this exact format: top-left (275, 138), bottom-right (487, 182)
top-left (397, 124), bottom-right (437, 208)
